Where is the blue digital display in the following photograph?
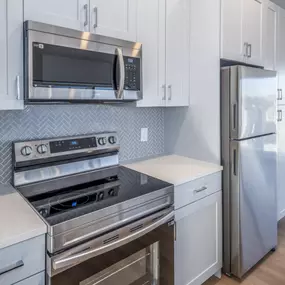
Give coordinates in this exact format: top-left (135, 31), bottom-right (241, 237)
top-left (70, 141), bottom-right (78, 146)
top-left (72, 202), bottom-right (77, 207)
top-left (128, 58), bottom-right (134, 63)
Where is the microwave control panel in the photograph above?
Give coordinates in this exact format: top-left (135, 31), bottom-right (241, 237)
top-left (124, 57), bottom-right (141, 91)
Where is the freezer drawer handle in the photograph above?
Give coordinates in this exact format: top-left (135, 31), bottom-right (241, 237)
top-left (194, 186), bottom-right (207, 194)
top-left (233, 149), bottom-right (237, 176)
top-left (0, 260), bottom-right (24, 276)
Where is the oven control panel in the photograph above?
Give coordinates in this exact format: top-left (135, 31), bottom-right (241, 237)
top-left (13, 132), bottom-right (119, 163)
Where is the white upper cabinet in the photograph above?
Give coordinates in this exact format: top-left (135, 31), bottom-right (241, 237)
top-left (137, 0), bottom-right (190, 107)
top-left (24, 0), bottom-right (89, 31)
top-left (0, 0), bottom-right (24, 110)
top-left (263, 1), bottom-right (277, 71)
top-left (137, 0), bottom-right (165, 107)
top-left (221, 0), bottom-right (264, 66)
top-left (221, 0), bottom-right (244, 62)
top-left (243, 0), bottom-right (263, 66)
top-left (89, 0), bottom-right (137, 41)
top-left (165, 0), bottom-right (190, 107)
top-left (277, 7), bottom-right (285, 105)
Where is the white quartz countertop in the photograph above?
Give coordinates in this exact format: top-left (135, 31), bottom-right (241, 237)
top-left (125, 155), bottom-right (223, 186)
top-left (0, 184), bottom-right (47, 249)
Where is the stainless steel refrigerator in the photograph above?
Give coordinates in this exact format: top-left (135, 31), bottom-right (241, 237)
top-left (221, 65), bottom-right (278, 278)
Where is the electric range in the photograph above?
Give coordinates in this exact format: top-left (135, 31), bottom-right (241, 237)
top-left (12, 133), bottom-right (175, 285)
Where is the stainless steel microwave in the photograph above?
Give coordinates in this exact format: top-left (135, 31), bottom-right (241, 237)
top-left (24, 21), bottom-right (142, 104)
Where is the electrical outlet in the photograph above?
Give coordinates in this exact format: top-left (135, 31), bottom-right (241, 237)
top-left (141, 128), bottom-right (148, 142)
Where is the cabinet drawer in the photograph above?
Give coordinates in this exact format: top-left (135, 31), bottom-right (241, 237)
top-left (175, 172), bottom-right (222, 209)
top-left (0, 235), bottom-right (45, 285)
top-left (15, 272), bottom-right (45, 285)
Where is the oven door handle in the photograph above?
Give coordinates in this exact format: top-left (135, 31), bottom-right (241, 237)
top-left (115, 47), bottom-right (125, 99)
top-left (52, 210), bottom-right (174, 271)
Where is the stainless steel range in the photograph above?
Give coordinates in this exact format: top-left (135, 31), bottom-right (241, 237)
top-left (12, 132), bottom-right (174, 285)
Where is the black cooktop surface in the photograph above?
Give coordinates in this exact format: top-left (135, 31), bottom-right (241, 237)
top-left (28, 166), bottom-right (173, 225)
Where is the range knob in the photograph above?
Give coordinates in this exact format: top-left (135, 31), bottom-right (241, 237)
top-left (21, 146), bottom-right (32, 156)
top-left (98, 137), bottom-right (107, 146)
top-left (98, 192), bottom-right (105, 201)
top-left (37, 144), bottom-right (48, 154)
top-left (108, 136), bottom-right (117, 145)
top-left (108, 189), bottom-right (115, 197)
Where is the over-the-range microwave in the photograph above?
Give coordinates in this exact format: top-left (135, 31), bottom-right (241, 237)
top-left (24, 21), bottom-right (142, 104)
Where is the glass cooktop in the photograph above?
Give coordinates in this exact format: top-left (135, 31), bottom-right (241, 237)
top-left (29, 166), bottom-right (173, 225)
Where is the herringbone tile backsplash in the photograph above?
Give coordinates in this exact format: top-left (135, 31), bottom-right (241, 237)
top-left (0, 104), bottom-right (165, 184)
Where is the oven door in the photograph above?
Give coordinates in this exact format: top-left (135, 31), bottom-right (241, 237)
top-left (47, 208), bottom-right (174, 285)
top-left (25, 28), bottom-right (142, 103)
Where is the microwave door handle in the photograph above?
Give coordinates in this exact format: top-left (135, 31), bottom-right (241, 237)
top-left (115, 48), bottom-right (125, 99)
top-left (52, 210), bottom-right (174, 271)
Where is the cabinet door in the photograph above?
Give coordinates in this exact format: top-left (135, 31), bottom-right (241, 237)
top-left (243, 0), bottom-right (263, 66)
top-left (136, 0), bottom-right (166, 107)
top-left (278, 106), bottom-right (285, 220)
top-left (277, 7), bottom-right (285, 105)
top-left (14, 272), bottom-right (45, 285)
top-left (175, 191), bottom-right (222, 285)
top-left (221, 0), bottom-right (244, 62)
top-left (89, 0), bottom-right (137, 41)
top-left (263, 1), bottom-right (277, 71)
top-left (0, 0), bottom-right (23, 110)
top-left (24, 0), bottom-right (89, 31)
top-left (166, 0), bottom-right (190, 107)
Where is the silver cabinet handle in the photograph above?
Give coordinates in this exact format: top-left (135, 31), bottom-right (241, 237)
top-left (83, 4), bottom-right (88, 27)
top-left (115, 48), bottom-right (125, 99)
top-left (16, 75), bottom-right (21, 100)
top-left (247, 44), bottom-right (252, 58)
top-left (0, 260), bottom-right (24, 276)
top-left (167, 85), bottom-right (172, 100)
top-left (244, 42), bottom-right (248, 57)
top-left (278, 89), bottom-right (281, 100)
top-left (194, 186), bottom-right (207, 194)
top-left (53, 210), bottom-right (174, 270)
top-left (278, 110), bottom-right (283, 122)
top-left (162, 84), bottom-right (166, 100)
top-left (93, 7), bottom-right (98, 28)
top-left (281, 89), bottom-right (283, 101)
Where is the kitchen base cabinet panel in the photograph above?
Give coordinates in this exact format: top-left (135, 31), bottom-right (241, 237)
top-left (15, 272), bottom-right (45, 285)
top-left (175, 191), bottom-right (222, 285)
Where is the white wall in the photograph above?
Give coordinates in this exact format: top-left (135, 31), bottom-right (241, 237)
top-left (164, 0), bottom-right (221, 164)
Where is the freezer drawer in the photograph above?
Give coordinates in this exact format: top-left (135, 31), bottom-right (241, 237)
top-left (221, 66), bottom-right (277, 140)
top-left (228, 134), bottom-right (277, 277)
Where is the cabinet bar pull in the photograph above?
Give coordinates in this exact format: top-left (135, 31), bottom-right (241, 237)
top-left (244, 42), bottom-right (248, 57)
top-left (194, 186), bottom-right (207, 194)
top-left (280, 110), bottom-right (283, 122)
top-left (281, 89), bottom-right (283, 101)
top-left (0, 260), bottom-right (24, 276)
top-left (16, 75), bottom-right (20, 100)
top-left (278, 89), bottom-right (281, 100)
top-left (167, 85), bottom-right (172, 100)
top-left (247, 44), bottom-right (252, 58)
top-left (84, 4), bottom-right (88, 27)
top-left (278, 110), bottom-right (281, 122)
top-left (162, 84), bottom-right (166, 100)
top-left (94, 7), bottom-right (98, 28)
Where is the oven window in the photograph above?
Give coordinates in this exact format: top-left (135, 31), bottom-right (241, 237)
top-left (32, 42), bottom-right (117, 89)
top-left (50, 222), bottom-right (174, 285)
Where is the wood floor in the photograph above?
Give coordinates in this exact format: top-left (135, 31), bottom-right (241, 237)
top-left (203, 218), bottom-right (285, 285)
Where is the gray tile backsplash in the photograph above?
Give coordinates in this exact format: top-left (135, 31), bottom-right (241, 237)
top-left (0, 104), bottom-right (165, 184)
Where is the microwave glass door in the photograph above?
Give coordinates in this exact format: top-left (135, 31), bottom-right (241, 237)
top-left (50, 221), bottom-right (174, 285)
top-left (32, 42), bottom-right (118, 90)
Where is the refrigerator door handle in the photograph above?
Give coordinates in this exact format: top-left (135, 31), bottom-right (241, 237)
top-left (232, 103), bottom-right (238, 131)
top-left (233, 149), bottom-right (237, 176)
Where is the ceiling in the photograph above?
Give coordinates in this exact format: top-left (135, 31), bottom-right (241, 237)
top-left (272, 0), bottom-right (285, 9)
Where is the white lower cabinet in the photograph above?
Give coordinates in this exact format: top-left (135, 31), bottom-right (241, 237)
top-left (15, 272), bottom-right (45, 285)
top-left (175, 191), bottom-right (222, 285)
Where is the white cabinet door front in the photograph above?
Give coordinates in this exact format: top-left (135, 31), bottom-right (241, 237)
top-left (137, 0), bottom-right (166, 107)
top-left (0, 0), bottom-right (23, 110)
top-left (243, 0), bottom-right (263, 66)
top-left (278, 105), bottom-right (285, 220)
top-left (263, 1), bottom-right (277, 71)
top-left (221, 0), bottom-right (244, 62)
top-left (24, 0), bottom-right (89, 31)
top-left (166, 0), bottom-right (190, 107)
top-left (175, 191), bottom-right (222, 285)
top-left (89, 0), bottom-right (137, 41)
top-left (277, 7), bottom-right (285, 105)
